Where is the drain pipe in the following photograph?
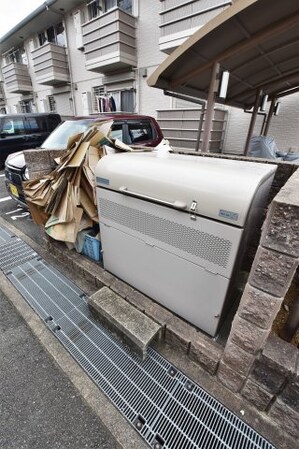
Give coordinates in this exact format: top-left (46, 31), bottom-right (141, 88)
top-left (263, 97), bottom-right (276, 136)
top-left (63, 20), bottom-right (77, 117)
top-left (43, 2), bottom-right (77, 116)
top-left (243, 88), bottom-right (262, 156)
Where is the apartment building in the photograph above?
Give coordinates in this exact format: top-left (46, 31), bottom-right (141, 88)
top-left (1, 0), bottom-right (299, 154)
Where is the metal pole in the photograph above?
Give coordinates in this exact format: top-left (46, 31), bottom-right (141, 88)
top-left (244, 88), bottom-right (262, 155)
top-left (195, 106), bottom-right (205, 151)
top-left (263, 98), bottom-right (276, 136)
top-left (201, 62), bottom-right (220, 153)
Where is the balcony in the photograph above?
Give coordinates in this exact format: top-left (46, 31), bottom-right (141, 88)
top-left (31, 43), bottom-right (70, 86)
top-left (82, 8), bottom-right (137, 74)
top-left (159, 0), bottom-right (232, 54)
top-left (1, 62), bottom-right (32, 93)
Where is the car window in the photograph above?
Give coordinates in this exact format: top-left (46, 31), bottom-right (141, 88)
top-left (26, 117), bottom-right (40, 132)
top-left (48, 115), bottom-right (61, 131)
top-left (41, 120), bottom-right (91, 149)
top-left (110, 124), bottom-right (123, 141)
top-left (128, 121), bottom-right (153, 143)
top-left (2, 117), bottom-right (26, 135)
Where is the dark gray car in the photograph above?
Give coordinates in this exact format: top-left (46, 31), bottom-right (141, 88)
top-left (0, 113), bottom-right (61, 166)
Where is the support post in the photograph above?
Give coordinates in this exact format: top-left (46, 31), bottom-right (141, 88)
top-left (195, 106), bottom-right (205, 151)
top-left (201, 62), bottom-right (220, 153)
top-left (263, 98), bottom-right (276, 136)
top-left (244, 88), bottom-right (262, 156)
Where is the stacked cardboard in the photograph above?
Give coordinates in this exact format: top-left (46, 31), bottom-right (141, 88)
top-left (23, 120), bottom-right (133, 244)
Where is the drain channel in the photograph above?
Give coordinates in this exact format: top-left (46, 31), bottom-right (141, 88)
top-left (0, 226), bottom-right (14, 244)
top-left (0, 238), bottom-right (37, 271)
top-left (1, 228), bottom-right (276, 449)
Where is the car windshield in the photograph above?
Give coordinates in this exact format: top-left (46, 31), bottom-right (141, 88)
top-left (41, 120), bottom-right (92, 149)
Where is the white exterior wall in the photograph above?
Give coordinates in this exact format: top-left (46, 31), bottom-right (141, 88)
top-left (25, 38), bottom-right (56, 114)
top-left (223, 93), bottom-right (299, 154)
top-left (136, 1), bottom-right (170, 118)
top-left (64, 5), bottom-right (105, 116)
top-left (267, 93), bottom-right (299, 152)
top-left (223, 107), bottom-right (265, 154)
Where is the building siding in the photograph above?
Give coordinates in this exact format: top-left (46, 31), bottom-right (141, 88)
top-left (1, 0), bottom-right (299, 155)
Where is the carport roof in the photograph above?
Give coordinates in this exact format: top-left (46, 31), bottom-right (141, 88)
top-left (148, 0), bottom-right (299, 109)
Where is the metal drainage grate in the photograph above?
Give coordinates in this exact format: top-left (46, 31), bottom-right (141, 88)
top-left (6, 255), bottom-right (276, 449)
top-left (0, 226), bottom-right (14, 244)
top-left (0, 238), bottom-right (38, 272)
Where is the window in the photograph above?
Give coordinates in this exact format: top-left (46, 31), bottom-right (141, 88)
top-left (128, 121), bottom-right (153, 143)
top-left (2, 117), bottom-right (26, 135)
top-left (104, 0), bottom-right (132, 13)
top-left (19, 100), bottom-right (34, 113)
top-left (93, 86), bottom-right (134, 112)
top-left (110, 124), bottom-right (123, 141)
top-left (37, 23), bottom-right (66, 47)
top-left (5, 48), bottom-right (27, 65)
top-left (26, 117), bottom-right (39, 131)
top-left (26, 117), bottom-right (48, 133)
top-left (88, 0), bottom-right (101, 19)
top-left (48, 96), bottom-right (56, 112)
top-left (42, 120), bottom-right (91, 150)
top-left (87, 0), bottom-right (132, 19)
top-left (117, 0), bottom-right (132, 13)
top-left (93, 86), bottom-right (105, 112)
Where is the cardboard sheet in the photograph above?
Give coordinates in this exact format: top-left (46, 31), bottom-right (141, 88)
top-left (24, 121), bottom-right (137, 244)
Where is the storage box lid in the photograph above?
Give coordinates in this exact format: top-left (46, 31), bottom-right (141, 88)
top-left (95, 152), bottom-right (276, 227)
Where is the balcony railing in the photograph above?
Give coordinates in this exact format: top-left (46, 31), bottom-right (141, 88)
top-left (1, 62), bottom-right (32, 93)
top-left (159, 0), bottom-right (232, 54)
top-left (82, 7), bottom-right (137, 73)
top-left (31, 43), bottom-right (70, 85)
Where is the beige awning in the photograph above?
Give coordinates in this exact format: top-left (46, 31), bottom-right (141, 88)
top-left (148, 0), bottom-right (299, 110)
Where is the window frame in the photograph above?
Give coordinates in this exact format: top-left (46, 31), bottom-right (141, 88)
top-left (37, 22), bottom-right (66, 47)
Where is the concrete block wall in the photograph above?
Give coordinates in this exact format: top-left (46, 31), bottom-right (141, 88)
top-left (217, 167), bottom-right (299, 439)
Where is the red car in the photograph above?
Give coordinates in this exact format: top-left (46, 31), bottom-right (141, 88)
top-left (5, 113), bottom-right (164, 208)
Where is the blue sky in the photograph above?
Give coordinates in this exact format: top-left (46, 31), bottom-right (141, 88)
top-left (0, 0), bottom-right (44, 38)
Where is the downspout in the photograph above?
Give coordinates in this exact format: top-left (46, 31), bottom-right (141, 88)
top-left (243, 88), bottom-right (262, 156)
top-left (45, 3), bottom-right (77, 116)
top-left (63, 18), bottom-right (77, 116)
top-left (263, 97), bottom-right (276, 136)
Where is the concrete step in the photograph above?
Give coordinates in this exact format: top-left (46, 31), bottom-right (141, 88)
top-left (88, 286), bottom-right (162, 360)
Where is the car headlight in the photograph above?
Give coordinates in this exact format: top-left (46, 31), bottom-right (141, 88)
top-left (23, 167), bottom-right (29, 180)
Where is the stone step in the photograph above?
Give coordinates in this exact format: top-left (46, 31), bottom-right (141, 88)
top-left (88, 286), bottom-right (162, 360)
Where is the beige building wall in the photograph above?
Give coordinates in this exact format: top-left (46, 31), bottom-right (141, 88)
top-left (136, 0), bottom-right (170, 117)
top-left (1, 0), bottom-right (299, 156)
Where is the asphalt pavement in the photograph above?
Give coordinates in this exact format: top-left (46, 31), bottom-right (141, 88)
top-left (0, 170), bottom-right (119, 449)
top-left (0, 287), bottom-right (119, 449)
top-left (0, 170), bottom-right (44, 246)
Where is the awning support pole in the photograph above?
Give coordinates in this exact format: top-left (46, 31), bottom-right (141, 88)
top-left (263, 98), bottom-right (276, 136)
top-left (195, 107), bottom-right (205, 151)
top-left (201, 62), bottom-right (219, 153)
top-left (244, 88), bottom-right (262, 155)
